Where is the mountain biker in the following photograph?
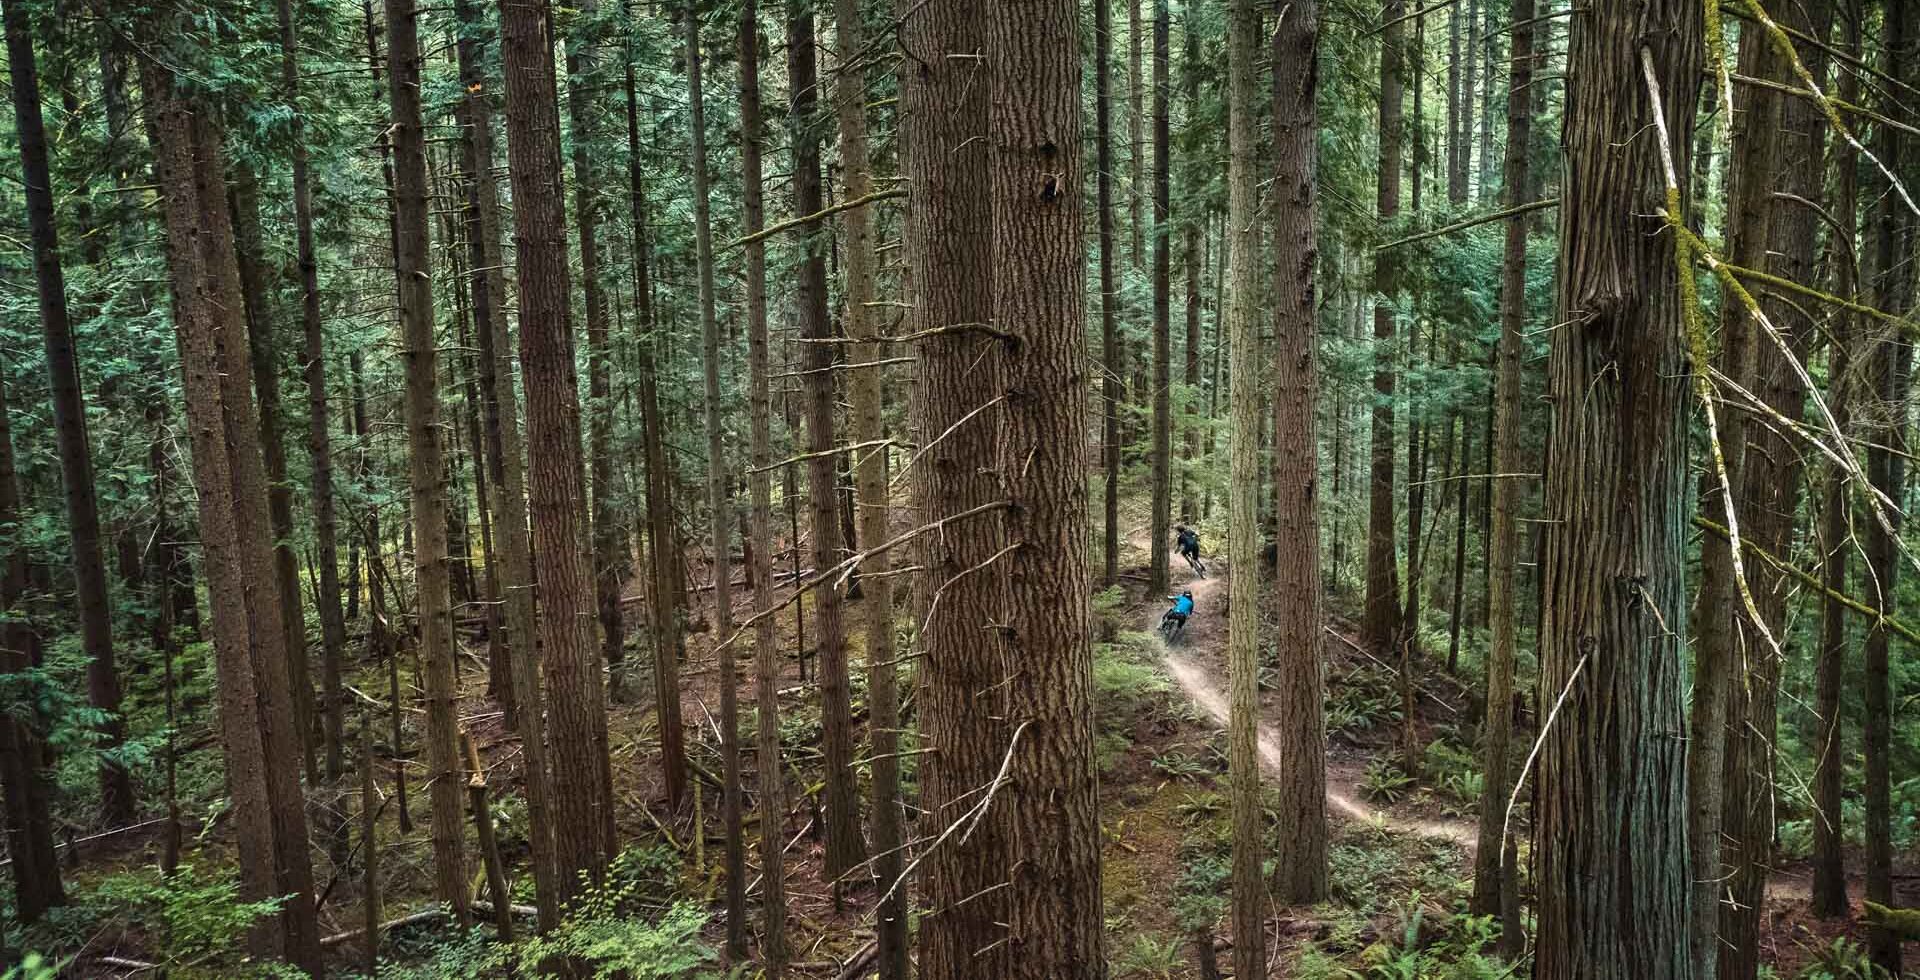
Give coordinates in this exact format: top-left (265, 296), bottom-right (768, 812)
top-left (1174, 524), bottom-right (1205, 576)
top-left (1162, 590), bottom-right (1195, 632)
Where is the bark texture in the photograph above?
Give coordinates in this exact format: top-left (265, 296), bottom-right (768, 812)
top-left (901, 0), bottom-right (1011, 972)
top-left (1533, 0), bottom-right (1700, 974)
top-left (989, 1), bottom-right (1105, 975)
top-left (1269, 0), bottom-right (1327, 906)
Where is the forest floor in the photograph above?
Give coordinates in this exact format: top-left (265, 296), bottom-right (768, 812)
top-left (48, 509), bottom-right (1920, 978)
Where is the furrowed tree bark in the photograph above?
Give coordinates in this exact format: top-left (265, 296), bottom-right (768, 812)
top-left (5, 2), bottom-right (134, 827)
top-left (1148, 0), bottom-right (1172, 595)
top-left (455, 0), bottom-right (558, 907)
top-left (1225, 0), bottom-right (1267, 969)
top-left (384, 0), bottom-right (469, 924)
top-left (989, 0), bottom-right (1104, 975)
top-left (1097, 0), bottom-right (1122, 585)
top-left (1689, 20), bottom-right (1783, 978)
top-left (736, 5), bottom-right (786, 971)
top-left (1470, 0), bottom-right (1530, 929)
top-left (1269, 0), bottom-right (1327, 907)
top-left (1364, 0), bottom-right (1406, 651)
top-left (1533, 0), bottom-right (1700, 973)
top-left (901, 0), bottom-right (1010, 972)
top-left (680, 4), bottom-right (744, 961)
top-left (276, 0), bottom-right (349, 864)
top-left (0, 370), bottom-right (62, 924)
top-left (497, 0), bottom-right (615, 903)
top-left (1718, 5), bottom-right (1829, 977)
top-left (1810, 0), bottom-right (1862, 920)
top-left (829, 0), bottom-right (905, 973)
top-left (788, 0), bottom-right (867, 881)
top-left (229, 165), bottom-right (317, 787)
top-left (137, 37), bottom-right (322, 973)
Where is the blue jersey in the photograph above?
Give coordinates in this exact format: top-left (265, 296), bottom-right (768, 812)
top-left (1172, 595), bottom-right (1195, 617)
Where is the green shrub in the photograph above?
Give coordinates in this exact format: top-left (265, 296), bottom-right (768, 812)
top-left (1361, 759), bottom-right (1413, 803)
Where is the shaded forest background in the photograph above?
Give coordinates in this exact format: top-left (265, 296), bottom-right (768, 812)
top-left (1, 0), bottom-right (1919, 976)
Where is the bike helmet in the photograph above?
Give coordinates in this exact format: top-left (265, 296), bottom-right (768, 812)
top-left (1181, 590), bottom-right (1193, 598)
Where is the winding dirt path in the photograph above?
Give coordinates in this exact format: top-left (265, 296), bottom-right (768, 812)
top-left (1146, 555), bottom-right (1478, 850)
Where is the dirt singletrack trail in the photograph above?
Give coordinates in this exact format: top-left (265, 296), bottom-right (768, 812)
top-left (1142, 544), bottom-right (1479, 851)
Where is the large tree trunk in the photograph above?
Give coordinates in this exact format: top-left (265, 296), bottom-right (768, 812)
top-left (788, 0), bottom-right (867, 880)
top-left (496, 0), bottom-right (615, 903)
top-left (384, 0), bottom-right (469, 923)
top-left (1533, 0), bottom-right (1700, 973)
top-left (1470, 0), bottom-right (1531, 930)
top-left (1363, 0), bottom-right (1405, 651)
top-left (735, 6), bottom-right (785, 971)
top-left (680, 4), bottom-right (744, 961)
top-left (137, 41), bottom-right (322, 974)
top-left (5, 3), bottom-right (134, 827)
top-left (901, 0), bottom-right (1010, 973)
top-left (453, 0), bottom-right (559, 926)
top-left (829, 0), bottom-right (905, 972)
top-left (989, 1), bottom-right (1104, 975)
top-left (0, 370), bottom-right (63, 923)
top-left (1225, 0), bottom-right (1267, 969)
top-left (1268, 0), bottom-right (1326, 907)
top-left (1811, 0), bottom-right (1863, 919)
top-left (1148, 0), bottom-right (1172, 594)
top-left (1097, 0), bottom-right (1122, 585)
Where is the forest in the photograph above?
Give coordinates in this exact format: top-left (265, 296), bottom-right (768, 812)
top-left (0, 0), bottom-right (1916, 973)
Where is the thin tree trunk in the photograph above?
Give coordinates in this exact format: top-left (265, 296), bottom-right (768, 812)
top-left (1098, 0), bottom-right (1122, 585)
top-left (1364, 0), bottom-right (1406, 651)
top-left (901, 0), bottom-right (1010, 973)
top-left (1181, 12), bottom-right (1202, 526)
top-left (681, 4), bottom-right (744, 961)
top-left (1863, 6), bottom-right (1915, 971)
top-left (1226, 0), bottom-right (1267, 969)
top-left (788, 0), bottom-right (866, 880)
top-left (1148, 0), bottom-right (1172, 594)
top-left (1268, 0), bottom-right (1326, 906)
top-left (496, 0), bottom-right (615, 903)
top-left (1533, 0), bottom-right (1699, 972)
top-left (1718, 3), bottom-right (1829, 975)
top-left (1469, 0), bottom-right (1529, 914)
top-left (566, 0), bottom-right (626, 715)
top-left (384, 0), bottom-right (469, 921)
top-left (1129, 0), bottom-right (1144, 265)
top-left (829, 0), bottom-right (905, 972)
top-left (359, 716), bottom-right (381, 977)
top-left (5, 5), bottom-right (134, 827)
top-left (276, 0), bottom-right (350, 865)
top-left (624, 54), bottom-right (687, 809)
top-left (735, 6), bottom-right (785, 971)
top-left (990, 0), bottom-right (1104, 973)
top-left (453, 0), bottom-right (537, 749)
top-left (1811, 0), bottom-right (1862, 919)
